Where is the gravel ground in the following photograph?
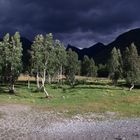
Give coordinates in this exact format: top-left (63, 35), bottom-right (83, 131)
top-left (0, 104), bottom-right (139, 140)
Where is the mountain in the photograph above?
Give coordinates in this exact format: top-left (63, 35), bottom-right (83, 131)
top-left (1, 28), bottom-right (140, 69)
top-left (67, 28), bottom-right (140, 64)
top-left (108, 28), bottom-right (140, 51)
top-left (67, 43), bottom-right (106, 62)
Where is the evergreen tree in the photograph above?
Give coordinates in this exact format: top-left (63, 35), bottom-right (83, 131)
top-left (77, 60), bottom-right (81, 76)
top-left (123, 43), bottom-right (140, 90)
top-left (65, 49), bottom-right (79, 86)
top-left (81, 55), bottom-right (91, 76)
top-left (108, 47), bottom-right (122, 84)
top-left (117, 49), bottom-right (123, 77)
top-left (88, 58), bottom-right (97, 77)
top-left (81, 56), bottom-right (97, 77)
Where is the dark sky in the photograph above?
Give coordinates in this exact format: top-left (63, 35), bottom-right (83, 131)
top-left (0, 0), bottom-right (140, 48)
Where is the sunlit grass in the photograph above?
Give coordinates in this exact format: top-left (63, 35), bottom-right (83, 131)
top-left (0, 78), bottom-right (140, 117)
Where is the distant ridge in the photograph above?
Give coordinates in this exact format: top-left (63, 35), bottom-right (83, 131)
top-left (67, 28), bottom-right (140, 64)
top-left (1, 28), bottom-right (140, 68)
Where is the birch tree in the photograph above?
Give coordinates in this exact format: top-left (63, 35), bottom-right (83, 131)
top-left (0, 32), bottom-right (22, 93)
top-left (54, 40), bottom-right (66, 84)
top-left (40, 33), bottom-right (54, 97)
top-left (31, 33), bottom-right (54, 97)
top-left (31, 35), bottom-right (43, 90)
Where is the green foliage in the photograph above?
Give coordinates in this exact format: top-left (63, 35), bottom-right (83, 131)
top-left (31, 33), bottom-right (55, 96)
top-left (81, 55), bottom-right (91, 76)
top-left (31, 35), bottom-right (44, 73)
top-left (46, 48), bottom-right (56, 77)
top-left (44, 38), bottom-right (67, 82)
top-left (31, 33), bottom-right (67, 85)
top-left (88, 58), bottom-right (97, 77)
top-left (65, 49), bottom-right (79, 86)
top-left (0, 32), bottom-right (23, 93)
top-left (81, 55), bottom-right (97, 77)
top-left (31, 33), bottom-right (53, 76)
top-left (54, 40), bottom-right (67, 68)
top-left (108, 47), bottom-right (122, 84)
top-left (43, 33), bottom-right (55, 78)
top-left (123, 43), bottom-right (140, 85)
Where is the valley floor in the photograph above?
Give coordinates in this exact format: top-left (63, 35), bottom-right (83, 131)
top-left (0, 104), bottom-right (139, 140)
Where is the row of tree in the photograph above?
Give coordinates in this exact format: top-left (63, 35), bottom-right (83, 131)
top-left (30, 34), bottom-right (98, 96)
top-left (0, 33), bottom-right (81, 97)
top-left (0, 33), bottom-right (102, 95)
top-left (0, 32), bottom-right (139, 95)
top-left (108, 43), bottom-right (140, 90)
top-left (30, 33), bottom-right (80, 97)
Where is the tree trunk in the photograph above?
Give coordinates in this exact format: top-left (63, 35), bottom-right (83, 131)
top-left (9, 84), bottom-right (15, 94)
top-left (60, 65), bottom-right (63, 85)
top-left (48, 74), bottom-right (51, 84)
top-left (28, 75), bottom-right (30, 89)
top-left (41, 69), bottom-right (49, 98)
top-left (43, 83), bottom-right (49, 98)
top-left (36, 72), bottom-right (40, 90)
top-left (57, 71), bottom-right (60, 83)
top-left (129, 83), bottom-right (134, 91)
top-left (41, 78), bottom-right (49, 97)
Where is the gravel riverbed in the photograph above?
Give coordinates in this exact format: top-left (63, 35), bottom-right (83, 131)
top-left (0, 104), bottom-right (139, 140)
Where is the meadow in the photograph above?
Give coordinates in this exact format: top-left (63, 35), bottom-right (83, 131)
top-left (0, 76), bottom-right (140, 117)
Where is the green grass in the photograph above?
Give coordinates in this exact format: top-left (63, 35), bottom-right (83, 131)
top-left (0, 79), bottom-right (140, 117)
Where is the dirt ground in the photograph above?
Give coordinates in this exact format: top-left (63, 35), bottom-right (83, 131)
top-left (0, 104), bottom-right (139, 140)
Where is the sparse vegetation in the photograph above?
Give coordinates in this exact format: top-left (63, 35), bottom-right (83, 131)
top-left (0, 77), bottom-right (139, 117)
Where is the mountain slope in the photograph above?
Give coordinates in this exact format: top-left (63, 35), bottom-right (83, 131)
top-left (67, 28), bottom-right (140, 64)
top-left (67, 42), bottom-right (107, 63)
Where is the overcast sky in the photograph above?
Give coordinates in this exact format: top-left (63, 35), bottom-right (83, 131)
top-left (0, 0), bottom-right (140, 48)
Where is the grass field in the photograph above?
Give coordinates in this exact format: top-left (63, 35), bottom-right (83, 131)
top-left (0, 77), bottom-right (140, 117)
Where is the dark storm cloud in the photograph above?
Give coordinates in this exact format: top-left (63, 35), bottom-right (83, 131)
top-left (0, 0), bottom-right (140, 47)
